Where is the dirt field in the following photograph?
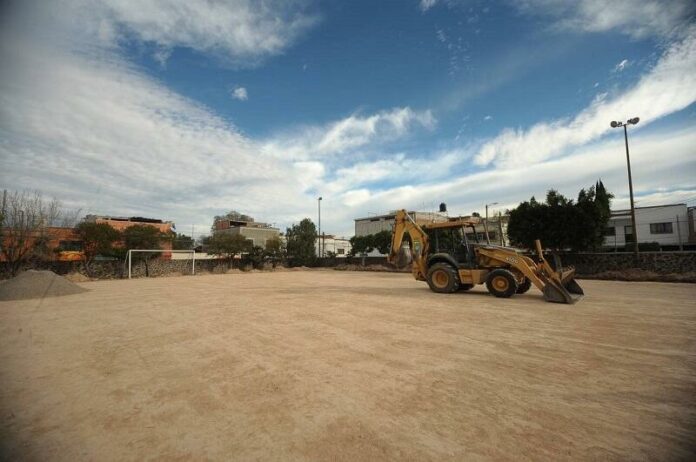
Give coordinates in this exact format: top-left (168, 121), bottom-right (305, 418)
top-left (1, 271), bottom-right (695, 461)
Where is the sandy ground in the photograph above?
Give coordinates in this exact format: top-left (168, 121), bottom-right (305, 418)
top-left (1, 271), bottom-right (695, 461)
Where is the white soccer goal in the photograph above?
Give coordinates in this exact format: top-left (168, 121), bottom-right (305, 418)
top-left (126, 249), bottom-right (196, 279)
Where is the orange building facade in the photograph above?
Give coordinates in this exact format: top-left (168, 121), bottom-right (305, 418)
top-left (1, 216), bottom-right (174, 262)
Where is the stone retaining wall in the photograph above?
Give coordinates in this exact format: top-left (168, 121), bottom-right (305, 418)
top-left (558, 252), bottom-right (696, 275)
top-left (3, 252), bottom-right (694, 280)
top-left (0, 258), bottom-right (241, 280)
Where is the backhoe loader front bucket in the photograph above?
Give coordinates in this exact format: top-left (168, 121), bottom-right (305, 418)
top-left (541, 267), bottom-right (584, 304)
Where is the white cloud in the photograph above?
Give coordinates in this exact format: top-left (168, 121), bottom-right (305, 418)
top-left (231, 87), bottom-right (248, 101)
top-left (26, 0), bottom-right (319, 67)
top-left (474, 27), bottom-right (696, 167)
top-left (420, 0), bottom-right (438, 12)
top-left (613, 59), bottom-right (629, 73)
top-left (512, 0), bottom-right (695, 39)
top-left (263, 107), bottom-right (436, 160)
top-left (1, 0), bottom-right (694, 239)
top-left (153, 47), bottom-right (173, 68)
top-left (344, 127), bottom-right (696, 221)
top-left (484, 115), bottom-right (492, 121)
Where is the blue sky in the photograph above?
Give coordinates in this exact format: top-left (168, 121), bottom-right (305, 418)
top-left (1, 0), bottom-right (695, 238)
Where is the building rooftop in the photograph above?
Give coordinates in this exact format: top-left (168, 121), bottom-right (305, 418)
top-left (85, 214), bottom-right (173, 224)
top-left (610, 203), bottom-right (687, 215)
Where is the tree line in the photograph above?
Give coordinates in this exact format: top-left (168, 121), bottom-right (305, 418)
top-left (507, 180), bottom-right (613, 251)
top-left (0, 194), bottom-right (326, 277)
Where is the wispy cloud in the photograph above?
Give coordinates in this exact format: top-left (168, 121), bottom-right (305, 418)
top-left (613, 59), bottom-right (630, 73)
top-left (420, 0), bottom-right (438, 12)
top-left (231, 87), bottom-right (248, 101)
top-left (474, 27), bottom-right (696, 167)
top-left (512, 0), bottom-right (695, 39)
top-left (263, 107), bottom-right (436, 160)
top-left (37, 0), bottom-right (320, 67)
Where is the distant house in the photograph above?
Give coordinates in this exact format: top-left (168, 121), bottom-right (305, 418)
top-left (83, 215), bottom-right (175, 254)
top-left (212, 216), bottom-right (279, 248)
top-left (603, 204), bottom-right (693, 251)
top-left (0, 226), bottom-right (84, 262)
top-left (316, 235), bottom-right (351, 258)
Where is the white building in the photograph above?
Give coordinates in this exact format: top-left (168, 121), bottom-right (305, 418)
top-left (354, 211), bottom-right (449, 236)
top-left (316, 235), bottom-right (351, 258)
top-left (603, 203), bottom-right (692, 250)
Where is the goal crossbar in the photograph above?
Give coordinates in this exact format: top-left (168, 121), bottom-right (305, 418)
top-left (127, 249), bottom-right (196, 279)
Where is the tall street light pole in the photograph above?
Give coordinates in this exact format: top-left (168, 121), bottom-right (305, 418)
top-left (610, 117), bottom-right (640, 256)
top-left (317, 196), bottom-right (322, 258)
top-left (484, 202), bottom-right (498, 244)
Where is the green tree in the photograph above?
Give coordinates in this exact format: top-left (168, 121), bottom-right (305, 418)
top-left (123, 225), bottom-right (167, 276)
top-left (507, 182), bottom-right (613, 251)
top-left (348, 235), bottom-right (374, 256)
top-left (207, 233), bottom-right (252, 267)
top-left (285, 218), bottom-right (317, 267)
top-left (75, 222), bottom-right (122, 276)
top-left (172, 233), bottom-right (194, 250)
top-left (243, 245), bottom-right (266, 269)
top-left (372, 230), bottom-right (392, 254)
top-left (349, 231), bottom-right (391, 256)
top-left (264, 236), bottom-right (286, 268)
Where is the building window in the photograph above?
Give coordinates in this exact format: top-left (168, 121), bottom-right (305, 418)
top-left (337, 248), bottom-right (345, 255)
top-left (604, 227), bottom-right (615, 236)
top-left (650, 222), bottom-right (673, 234)
top-left (624, 225), bottom-right (634, 243)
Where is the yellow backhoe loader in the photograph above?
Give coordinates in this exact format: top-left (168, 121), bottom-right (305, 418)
top-left (387, 209), bottom-right (584, 304)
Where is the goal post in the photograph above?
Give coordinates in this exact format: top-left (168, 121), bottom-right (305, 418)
top-left (126, 249), bottom-right (196, 279)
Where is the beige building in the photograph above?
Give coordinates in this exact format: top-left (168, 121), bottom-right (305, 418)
top-left (354, 211), bottom-right (448, 237)
top-left (213, 216), bottom-right (280, 248)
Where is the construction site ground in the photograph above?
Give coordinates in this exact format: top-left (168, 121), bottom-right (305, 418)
top-left (1, 270), bottom-right (695, 461)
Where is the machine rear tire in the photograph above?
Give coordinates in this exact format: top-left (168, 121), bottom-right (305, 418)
top-left (516, 278), bottom-right (532, 294)
top-left (426, 263), bottom-right (460, 293)
top-left (486, 269), bottom-right (518, 298)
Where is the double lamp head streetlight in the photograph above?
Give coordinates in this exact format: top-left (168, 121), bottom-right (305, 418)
top-left (610, 117), bottom-right (640, 128)
top-left (610, 116), bottom-right (640, 256)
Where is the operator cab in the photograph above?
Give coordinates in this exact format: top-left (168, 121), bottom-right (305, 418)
top-left (425, 225), bottom-right (479, 268)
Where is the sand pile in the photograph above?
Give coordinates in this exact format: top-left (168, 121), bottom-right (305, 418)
top-left (0, 270), bottom-right (88, 301)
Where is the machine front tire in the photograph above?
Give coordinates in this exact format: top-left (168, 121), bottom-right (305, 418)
top-left (516, 278), bottom-right (532, 294)
top-left (426, 263), bottom-right (460, 293)
top-left (486, 269), bottom-right (518, 298)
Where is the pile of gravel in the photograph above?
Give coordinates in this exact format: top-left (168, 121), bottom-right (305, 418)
top-left (0, 270), bottom-right (88, 301)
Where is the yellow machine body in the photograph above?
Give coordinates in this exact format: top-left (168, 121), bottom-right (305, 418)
top-left (387, 210), bottom-right (584, 304)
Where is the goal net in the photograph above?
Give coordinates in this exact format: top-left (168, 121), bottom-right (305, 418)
top-left (126, 249), bottom-right (197, 279)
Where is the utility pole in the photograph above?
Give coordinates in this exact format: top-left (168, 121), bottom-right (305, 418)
top-left (497, 212), bottom-right (505, 246)
top-left (611, 117), bottom-right (640, 256)
top-left (484, 202), bottom-right (498, 244)
top-left (317, 197), bottom-right (322, 258)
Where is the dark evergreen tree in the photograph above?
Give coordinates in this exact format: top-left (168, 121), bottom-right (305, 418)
top-left (285, 218), bottom-right (317, 266)
top-left (507, 181), bottom-right (614, 251)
